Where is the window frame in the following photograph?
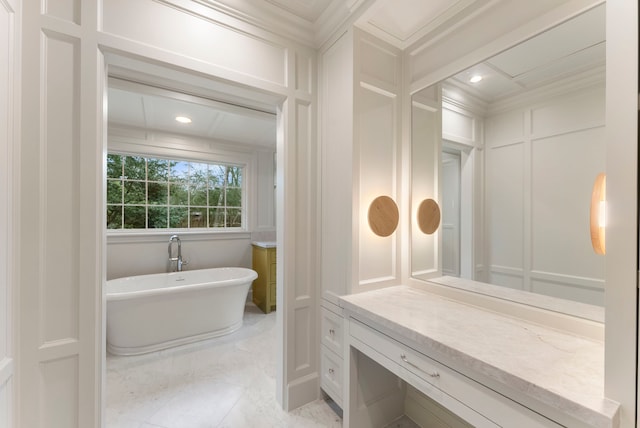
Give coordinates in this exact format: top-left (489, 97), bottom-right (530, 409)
top-left (105, 140), bottom-right (252, 237)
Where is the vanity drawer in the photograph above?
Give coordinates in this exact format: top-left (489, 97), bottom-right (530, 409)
top-left (321, 346), bottom-right (343, 406)
top-left (321, 306), bottom-right (344, 356)
top-left (349, 318), bottom-right (562, 428)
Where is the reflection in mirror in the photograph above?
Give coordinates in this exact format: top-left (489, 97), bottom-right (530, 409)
top-left (411, 4), bottom-right (606, 309)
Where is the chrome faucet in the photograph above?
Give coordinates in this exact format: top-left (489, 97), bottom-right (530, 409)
top-left (168, 234), bottom-right (188, 272)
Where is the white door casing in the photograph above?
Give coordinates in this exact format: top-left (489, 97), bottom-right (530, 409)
top-left (0, 0), bottom-right (18, 425)
top-left (441, 151), bottom-right (461, 277)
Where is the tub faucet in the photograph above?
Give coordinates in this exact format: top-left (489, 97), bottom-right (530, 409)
top-left (168, 234), bottom-right (188, 272)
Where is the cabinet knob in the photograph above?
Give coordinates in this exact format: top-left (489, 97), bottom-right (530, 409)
top-left (328, 368), bottom-right (335, 375)
top-left (329, 328), bottom-right (335, 335)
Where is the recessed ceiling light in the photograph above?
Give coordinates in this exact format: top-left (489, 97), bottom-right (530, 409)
top-left (469, 75), bottom-right (483, 84)
top-left (175, 116), bottom-right (192, 124)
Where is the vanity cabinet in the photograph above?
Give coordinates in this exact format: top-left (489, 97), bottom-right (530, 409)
top-left (348, 318), bottom-right (562, 427)
top-left (251, 242), bottom-right (276, 314)
top-left (320, 303), bottom-right (345, 406)
top-left (340, 286), bottom-right (619, 428)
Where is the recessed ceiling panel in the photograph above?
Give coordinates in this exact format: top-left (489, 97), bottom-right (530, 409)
top-left (264, 0), bottom-right (334, 22)
top-left (441, 4), bottom-right (605, 104)
top-left (108, 87), bottom-right (277, 149)
top-left (367, 0), bottom-right (454, 42)
top-left (451, 63), bottom-right (523, 102)
top-left (487, 4), bottom-right (605, 78)
top-left (361, 0), bottom-right (483, 48)
top-left (513, 42), bottom-right (605, 88)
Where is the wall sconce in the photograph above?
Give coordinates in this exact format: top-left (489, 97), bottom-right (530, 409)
top-left (590, 173), bottom-right (606, 255)
top-left (368, 196), bottom-right (399, 237)
top-left (417, 198), bottom-right (441, 235)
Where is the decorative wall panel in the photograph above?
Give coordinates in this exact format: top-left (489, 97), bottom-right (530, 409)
top-left (358, 86), bottom-right (397, 283)
top-left (295, 101), bottom-right (312, 298)
top-left (43, 0), bottom-right (80, 24)
top-left (293, 306), bottom-right (311, 371)
top-left (411, 101), bottom-right (439, 277)
top-left (359, 37), bottom-right (398, 86)
top-left (442, 108), bottom-right (475, 144)
top-left (40, 356), bottom-right (79, 428)
top-left (41, 31), bottom-right (80, 343)
top-left (320, 32), bottom-right (353, 303)
top-left (103, 0), bottom-right (287, 86)
top-left (531, 129), bottom-right (605, 279)
top-left (295, 52), bottom-right (312, 94)
top-left (487, 142), bottom-right (524, 285)
top-left (485, 83), bottom-right (606, 304)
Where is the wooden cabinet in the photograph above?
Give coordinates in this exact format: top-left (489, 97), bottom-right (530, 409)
top-left (251, 242), bottom-right (276, 314)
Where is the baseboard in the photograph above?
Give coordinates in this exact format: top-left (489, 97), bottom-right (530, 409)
top-left (285, 372), bottom-right (320, 411)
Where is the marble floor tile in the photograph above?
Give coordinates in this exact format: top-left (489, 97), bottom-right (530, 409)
top-left (106, 303), bottom-right (343, 428)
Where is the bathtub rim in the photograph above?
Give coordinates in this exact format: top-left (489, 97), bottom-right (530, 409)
top-left (106, 267), bottom-right (258, 302)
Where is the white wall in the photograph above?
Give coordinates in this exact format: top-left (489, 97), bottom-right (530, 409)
top-left (484, 81), bottom-right (605, 305)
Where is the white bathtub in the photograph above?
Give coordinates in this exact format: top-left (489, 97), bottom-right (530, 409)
top-left (106, 267), bottom-right (258, 355)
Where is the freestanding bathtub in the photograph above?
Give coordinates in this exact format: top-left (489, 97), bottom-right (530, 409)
top-left (106, 267), bottom-right (258, 355)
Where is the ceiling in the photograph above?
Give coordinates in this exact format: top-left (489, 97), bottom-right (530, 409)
top-left (108, 80), bottom-right (277, 149)
top-left (446, 3), bottom-right (605, 103)
top-left (107, 1), bottom-right (605, 144)
top-left (262, 0), bottom-right (335, 22)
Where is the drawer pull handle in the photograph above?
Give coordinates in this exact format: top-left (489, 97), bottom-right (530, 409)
top-left (400, 354), bottom-right (440, 378)
top-left (329, 328), bottom-right (335, 335)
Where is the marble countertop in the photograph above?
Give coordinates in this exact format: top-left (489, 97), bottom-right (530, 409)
top-left (251, 241), bottom-right (276, 248)
top-left (339, 285), bottom-right (619, 428)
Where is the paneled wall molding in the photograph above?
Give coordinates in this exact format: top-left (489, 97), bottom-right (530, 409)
top-left (0, 0), bottom-right (17, 425)
top-left (38, 14), bottom-right (82, 39)
top-left (487, 66), bottom-right (605, 115)
top-left (102, 0), bottom-right (305, 89)
top-left (442, 105), bottom-right (479, 148)
top-left (157, 0), bottom-right (318, 52)
top-left (485, 83), bottom-right (606, 306)
top-left (356, 30), bottom-right (402, 290)
top-left (530, 270), bottom-right (605, 290)
top-left (442, 84), bottom-right (488, 117)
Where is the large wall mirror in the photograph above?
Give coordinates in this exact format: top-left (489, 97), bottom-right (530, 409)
top-left (411, 4), bottom-right (606, 314)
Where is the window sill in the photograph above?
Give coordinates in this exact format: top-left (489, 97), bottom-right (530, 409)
top-left (106, 229), bottom-right (251, 244)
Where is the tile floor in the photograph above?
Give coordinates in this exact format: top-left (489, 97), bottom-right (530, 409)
top-left (106, 303), bottom-right (343, 428)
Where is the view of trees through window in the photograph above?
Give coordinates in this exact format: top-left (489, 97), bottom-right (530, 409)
top-left (107, 153), bottom-right (243, 230)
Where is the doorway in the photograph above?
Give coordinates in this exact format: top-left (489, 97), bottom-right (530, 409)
top-left (441, 150), bottom-right (461, 277)
top-left (102, 54), bottom-right (287, 425)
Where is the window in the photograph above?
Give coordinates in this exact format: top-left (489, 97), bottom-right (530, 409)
top-left (106, 153), bottom-right (243, 230)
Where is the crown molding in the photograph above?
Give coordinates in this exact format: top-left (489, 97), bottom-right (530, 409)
top-left (192, 0), bottom-right (361, 49)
